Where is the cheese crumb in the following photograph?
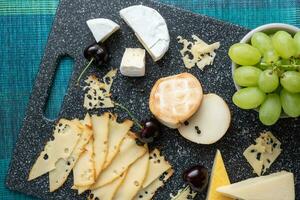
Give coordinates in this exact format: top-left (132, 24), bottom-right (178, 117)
top-left (177, 35), bottom-right (220, 70)
top-left (83, 69), bottom-right (117, 110)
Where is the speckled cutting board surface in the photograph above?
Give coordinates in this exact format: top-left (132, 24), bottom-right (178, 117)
top-left (5, 0), bottom-right (300, 199)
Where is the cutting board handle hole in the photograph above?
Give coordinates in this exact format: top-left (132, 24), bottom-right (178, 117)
top-left (43, 56), bottom-right (74, 120)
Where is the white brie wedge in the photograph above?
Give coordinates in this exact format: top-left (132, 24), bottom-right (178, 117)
top-left (86, 18), bottom-right (120, 42)
top-left (120, 5), bottom-right (170, 62)
top-left (120, 48), bottom-right (146, 77)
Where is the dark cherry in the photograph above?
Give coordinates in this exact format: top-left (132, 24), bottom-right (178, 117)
top-left (183, 165), bottom-right (209, 192)
top-left (138, 118), bottom-right (160, 143)
top-left (84, 42), bottom-right (108, 66)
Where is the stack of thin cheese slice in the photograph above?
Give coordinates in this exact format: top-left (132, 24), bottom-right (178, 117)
top-left (28, 113), bottom-right (173, 200)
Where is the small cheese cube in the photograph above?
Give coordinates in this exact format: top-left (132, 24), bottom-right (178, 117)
top-left (120, 48), bottom-right (146, 77)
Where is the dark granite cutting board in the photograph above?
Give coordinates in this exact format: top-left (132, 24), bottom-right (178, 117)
top-left (6, 0), bottom-right (300, 199)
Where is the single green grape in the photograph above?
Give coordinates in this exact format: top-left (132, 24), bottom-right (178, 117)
top-left (258, 69), bottom-right (279, 93)
top-left (280, 89), bottom-right (300, 117)
top-left (272, 31), bottom-right (296, 59)
top-left (232, 87), bottom-right (266, 109)
top-left (229, 43), bottom-right (261, 66)
top-left (251, 32), bottom-right (273, 54)
top-left (259, 93), bottom-right (281, 126)
top-left (262, 50), bottom-right (279, 64)
top-left (294, 32), bottom-right (300, 57)
top-left (280, 71), bottom-right (300, 93)
top-left (234, 66), bottom-right (262, 87)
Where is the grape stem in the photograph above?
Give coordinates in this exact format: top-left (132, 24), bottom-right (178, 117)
top-left (260, 62), bottom-right (300, 71)
top-left (114, 102), bottom-right (143, 129)
top-left (76, 58), bottom-right (94, 85)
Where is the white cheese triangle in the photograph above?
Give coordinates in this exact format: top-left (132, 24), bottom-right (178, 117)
top-left (142, 149), bottom-right (172, 188)
top-left (217, 171), bottom-right (295, 200)
top-left (133, 168), bottom-right (174, 200)
top-left (91, 133), bottom-right (147, 189)
top-left (114, 151), bottom-right (149, 200)
top-left (89, 172), bottom-right (127, 200)
top-left (86, 18), bottom-right (120, 43)
top-left (91, 113), bottom-right (110, 178)
top-left (120, 5), bottom-right (170, 61)
top-left (103, 114), bottom-right (133, 169)
top-left (49, 119), bottom-right (93, 192)
top-left (28, 119), bottom-right (82, 181)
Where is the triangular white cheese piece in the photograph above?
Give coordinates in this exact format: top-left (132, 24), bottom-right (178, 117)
top-left (28, 119), bottom-right (82, 181)
top-left (49, 119), bottom-right (93, 192)
top-left (89, 172), bottom-right (127, 200)
top-left (91, 113), bottom-right (110, 178)
top-left (142, 149), bottom-right (172, 188)
top-left (120, 5), bottom-right (170, 61)
top-left (103, 114), bottom-right (133, 169)
top-left (114, 151), bottom-right (149, 200)
top-left (86, 18), bottom-right (120, 42)
top-left (217, 171), bottom-right (295, 200)
top-left (91, 133), bottom-right (147, 189)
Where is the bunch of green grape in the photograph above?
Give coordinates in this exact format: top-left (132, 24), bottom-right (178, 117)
top-left (229, 31), bottom-right (300, 126)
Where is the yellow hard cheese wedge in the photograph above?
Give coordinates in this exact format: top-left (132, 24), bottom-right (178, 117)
top-left (91, 113), bottom-right (110, 178)
top-left (89, 172), bottom-right (127, 200)
top-left (49, 119), bottom-right (93, 192)
top-left (206, 149), bottom-right (232, 200)
top-left (103, 114), bottom-right (133, 169)
top-left (133, 168), bottom-right (174, 200)
top-left (28, 119), bottom-right (82, 181)
top-left (92, 133), bottom-right (147, 189)
top-left (142, 149), bottom-right (172, 188)
top-left (113, 151), bottom-right (149, 200)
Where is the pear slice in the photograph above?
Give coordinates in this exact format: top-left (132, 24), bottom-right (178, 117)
top-left (178, 93), bottom-right (231, 144)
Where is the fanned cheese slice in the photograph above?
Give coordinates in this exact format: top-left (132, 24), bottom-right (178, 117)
top-left (49, 120), bottom-right (93, 192)
top-left (114, 151), bottom-right (149, 200)
top-left (91, 133), bottom-right (147, 189)
top-left (91, 113), bottom-right (110, 178)
top-left (28, 119), bottom-right (82, 181)
top-left (120, 5), bottom-right (170, 61)
top-left (134, 168), bottom-right (174, 200)
top-left (86, 18), bottom-right (120, 43)
top-left (89, 172), bottom-right (127, 200)
top-left (206, 150), bottom-right (232, 200)
top-left (103, 115), bottom-right (133, 169)
top-left (217, 171), bottom-right (295, 200)
top-left (73, 139), bottom-right (95, 187)
top-left (142, 149), bottom-right (172, 188)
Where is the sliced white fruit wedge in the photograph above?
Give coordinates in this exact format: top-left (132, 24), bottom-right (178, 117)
top-left (120, 5), bottom-right (170, 62)
top-left (86, 18), bottom-right (120, 42)
top-left (178, 93), bottom-right (231, 144)
top-left (217, 171), bottom-right (295, 200)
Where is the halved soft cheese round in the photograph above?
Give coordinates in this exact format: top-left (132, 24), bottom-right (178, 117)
top-left (86, 18), bottom-right (120, 42)
top-left (178, 93), bottom-right (231, 144)
top-left (120, 5), bottom-right (170, 61)
top-left (149, 73), bottom-right (203, 129)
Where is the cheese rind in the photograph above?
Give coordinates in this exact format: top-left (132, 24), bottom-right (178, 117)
top-left (217, 171), bottom-right (295, 200)
top-left (206, 150), bottom-right (232, 200)
top-left (120, 48), bottom-right (146, 77)
top-left (120, 5), bottom-right (170, 61)
top-left (28, 119), bottom-right (82, 181)
top-left (86, 18), bottom-right (120, 42)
